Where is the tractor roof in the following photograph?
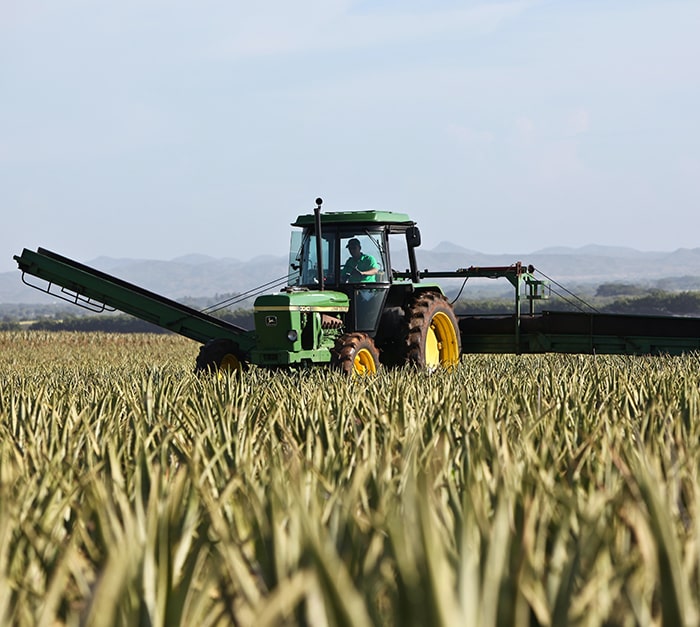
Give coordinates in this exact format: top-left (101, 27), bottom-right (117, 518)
top-left (292, 210), bottom-right (415, 228)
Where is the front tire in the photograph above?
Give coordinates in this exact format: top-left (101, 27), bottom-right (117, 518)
top-left (404, 292), bottom-right (461, 369)
top-left (331, 332), bottom-right (380, 376)
top-left (195, 338), bottom-right (248, 374)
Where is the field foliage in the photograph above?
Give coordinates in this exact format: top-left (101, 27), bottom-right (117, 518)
top-left (1, 331), bottom-right (700, 625)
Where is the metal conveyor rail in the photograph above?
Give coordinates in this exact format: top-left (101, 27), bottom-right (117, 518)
top-left (14, 247), bottom-right (254, 347)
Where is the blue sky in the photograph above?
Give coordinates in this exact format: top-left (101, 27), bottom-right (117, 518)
top-left (2, 0), bottom-right (699, 273)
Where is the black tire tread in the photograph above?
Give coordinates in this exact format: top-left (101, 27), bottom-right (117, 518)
top-left (404, 291), bottom-right (461, 368)
top-left (331, 332), bottom-right (380, 375)
top-left (195, 338), bottom-right (247, 373)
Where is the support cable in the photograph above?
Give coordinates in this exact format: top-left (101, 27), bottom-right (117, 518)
top-left (532, 267), bottom-right (601, 313)
top-left (200, 272), bottom-right (299, 314)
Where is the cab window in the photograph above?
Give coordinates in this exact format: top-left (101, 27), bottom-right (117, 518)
top-left (339, 233), bottom-right (387, 283)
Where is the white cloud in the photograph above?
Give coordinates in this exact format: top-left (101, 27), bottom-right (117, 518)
top-left (515, 116), bottom-right (536, 139)
top-left (206, 0), bottom-right (538, 60)
top-left (447, 124), bottom-right (494, 147)
top-left (566, 108), bottom-right (590, 135)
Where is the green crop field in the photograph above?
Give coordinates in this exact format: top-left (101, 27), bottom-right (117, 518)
top-left (1, 331), bottom-right (700, 626)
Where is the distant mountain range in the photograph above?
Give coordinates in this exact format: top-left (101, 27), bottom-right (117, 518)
top-left (3, 243), bottom-right (700, 305)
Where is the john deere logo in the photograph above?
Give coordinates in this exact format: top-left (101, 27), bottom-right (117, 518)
top-left (265, 315), bottom-right (278, 327)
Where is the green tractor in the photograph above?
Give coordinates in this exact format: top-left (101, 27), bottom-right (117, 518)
top-left (195, 198), bottom-right (461, 374)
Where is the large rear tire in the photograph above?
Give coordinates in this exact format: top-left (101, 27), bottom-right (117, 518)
top-left (195, 338), bottom-right (248, 374)
top-left (331, 332), bottom-right (380, 376)
top-left (404, 292), bottom-right (461, 369)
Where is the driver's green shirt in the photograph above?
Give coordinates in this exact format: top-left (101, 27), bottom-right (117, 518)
top-left (342, 253), bottom-right (379, 282)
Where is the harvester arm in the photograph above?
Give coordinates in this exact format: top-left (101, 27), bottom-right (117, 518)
top-left (14, 247), bottom-right (256, 350)
top-left (393, 261), bottom-right (536, 285)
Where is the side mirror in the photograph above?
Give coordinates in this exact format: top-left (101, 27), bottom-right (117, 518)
top-left (406, 226), bottom-right (421, 248)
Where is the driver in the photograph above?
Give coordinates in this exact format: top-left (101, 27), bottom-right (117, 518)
top-left (341, 238), bottom-right (380, 283)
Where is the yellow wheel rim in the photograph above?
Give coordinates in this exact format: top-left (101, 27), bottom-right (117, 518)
top-left (426, 312), bottom-right (460, 368)
top-left (220, 353), bottom-right (243, 373)
top-left (353, 348), bottom-right (377, 376)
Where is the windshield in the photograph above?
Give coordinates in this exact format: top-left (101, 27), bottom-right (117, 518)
top-left (288, 231), bottom-right (303, 285)
top-left (289, 231), bottom-right (337, 287)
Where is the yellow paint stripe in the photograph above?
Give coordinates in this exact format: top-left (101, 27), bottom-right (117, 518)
top-left (254, 305), bottom-right (349, 313)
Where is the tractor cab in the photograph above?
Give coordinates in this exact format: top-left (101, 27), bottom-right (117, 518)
top-left (289, 209), bottom-right (421, 335)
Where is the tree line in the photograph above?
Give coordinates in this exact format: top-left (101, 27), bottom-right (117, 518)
top-left (3, 289), bottom-right (700, 333)
top-left (453, 289), bottom-right (700, 316)
top-left (0, 309), bottom-right (255, 333)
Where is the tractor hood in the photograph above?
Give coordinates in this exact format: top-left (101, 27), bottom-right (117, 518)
top-left (251, 289), bottom-right (349, 365)
top-left (253, 290), bottom-right (350, 312)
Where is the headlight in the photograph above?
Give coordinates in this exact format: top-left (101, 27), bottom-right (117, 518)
top-left (287, 330), bottom-right (298, 342)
